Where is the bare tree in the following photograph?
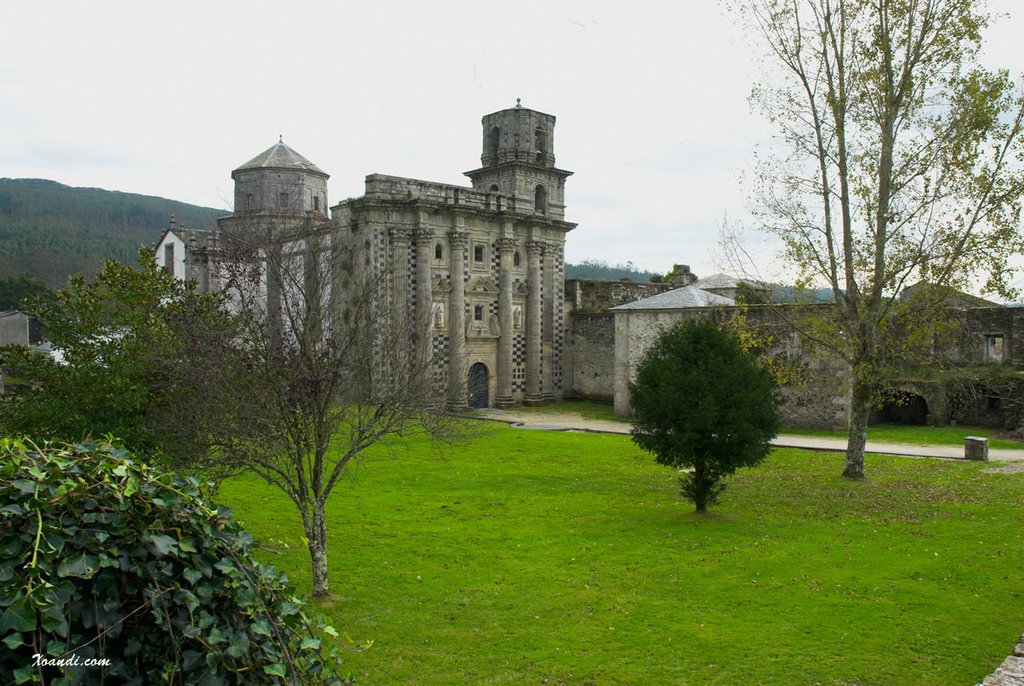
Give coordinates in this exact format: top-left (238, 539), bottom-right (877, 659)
top-left (165, 210), bottom-right (458, 598)
top-left (735, 0), bottom-right (1024, 477)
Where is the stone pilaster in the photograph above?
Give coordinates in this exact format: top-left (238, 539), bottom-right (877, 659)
top-left (541, 241), bottom-right (555, 400)
top-left (524, 240), bottom-right (545, 404)
top-left (447, 227), bottom-right (469, 411)
top-left (389, 226), bottom-right (412, 364)
top-left (495, 234), bottom-right (517, 407)
top-left (414, 223), bottom-right (434, 378)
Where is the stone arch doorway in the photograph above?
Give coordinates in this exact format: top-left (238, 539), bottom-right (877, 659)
top-left (468, 362), bottom-right (489, 408)
top-left (878, 392), bottom-right (929, 425)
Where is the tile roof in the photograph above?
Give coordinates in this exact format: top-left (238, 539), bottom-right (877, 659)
top-left (235, 139), bottom-right (327, 176)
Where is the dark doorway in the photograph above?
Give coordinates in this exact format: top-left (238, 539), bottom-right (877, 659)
top-left (468, 363), bottom-right (489, 408)
top-left (878, 392), bottom-right (929, 425)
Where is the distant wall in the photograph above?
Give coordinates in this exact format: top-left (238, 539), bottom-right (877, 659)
top-left (565, 279), bottom-right (670, 313)
top-left (0, 312), bottom-right (31, 346)
top-left (564, 312), bottom-right (615, 401)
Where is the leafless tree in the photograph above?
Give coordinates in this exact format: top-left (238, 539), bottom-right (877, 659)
top-left (163, 210), bottom-right (462, 598)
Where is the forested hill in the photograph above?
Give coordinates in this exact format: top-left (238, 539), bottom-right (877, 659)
top-left (0, 178), bottom-right (225, 287)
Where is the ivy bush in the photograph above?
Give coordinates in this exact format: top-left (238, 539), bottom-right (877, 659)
top-left (0, 439), bottom-right (352, 685)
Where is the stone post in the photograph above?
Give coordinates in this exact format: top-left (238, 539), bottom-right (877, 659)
top-left (447, 227), bottom-right (468, 411)
top-left (965, 436), bottom-right (989, 462)
top-left (524, 240), bottom-right (545, 404)
top-left (495, 234), bottom-right (516, 406)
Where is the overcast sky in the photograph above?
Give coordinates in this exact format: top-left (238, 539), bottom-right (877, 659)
top-left (3, 0), bottom-right (1023, 283)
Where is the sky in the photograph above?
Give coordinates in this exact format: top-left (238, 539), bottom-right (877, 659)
top-left (3, 0), bottom-right (1023, 285)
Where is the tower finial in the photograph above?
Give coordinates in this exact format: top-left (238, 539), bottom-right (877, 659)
top-left (279, 134), bottom-right (283, 143)
top-left (515, 98), bottom-right (521, 108)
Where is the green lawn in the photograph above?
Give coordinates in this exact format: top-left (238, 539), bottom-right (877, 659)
top-left (218, 425), bottom-right (1024, 685)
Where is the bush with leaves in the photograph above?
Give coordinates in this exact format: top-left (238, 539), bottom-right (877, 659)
top-left (630, 319), bottom-right (780, 513)
top-left (0, 252), bottom-right (234, 464)
top-left (0, 439), bottom-right (353, 685)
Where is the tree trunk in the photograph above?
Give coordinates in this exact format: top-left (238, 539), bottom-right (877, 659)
top-left (308, 502), bottom-right (330, 598)
top-left (844, 375), bottom-right (871, 479)
top-left (693, 465), bottom-right (709, 515)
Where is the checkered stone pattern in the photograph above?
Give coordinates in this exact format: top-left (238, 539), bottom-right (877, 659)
top-left (488, 300), bottom-right (498, 317)
top-left (552, 254), bottom-right (565, 392)
top-left (431, 334), bottom-right (449, 394)
top-left (490, 241), bottom-right (499, 275)
top-left (512, 334), bottom-right (526, 393)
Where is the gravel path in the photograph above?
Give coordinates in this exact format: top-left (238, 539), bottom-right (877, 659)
top-left (475, 408), bottom-right (1024, 463)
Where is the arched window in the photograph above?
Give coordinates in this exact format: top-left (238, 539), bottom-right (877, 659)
top-left (488, 127), bottom-right (500, 163)
top-left (535, 127), bottom-right (546, 156)
top-left (534, 185), bottom-right (548, 214)
top-left (513, 251), bottom-right (521, 267)
top-left (435, 243), bottom-right (443, 260)
top-left (489, 184), bottom-right (499, 192)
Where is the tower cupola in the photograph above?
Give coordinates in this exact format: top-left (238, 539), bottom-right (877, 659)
top-left (465, 100), bottom-right (573, 220)
top-left (231, 138), bottom-right (329, 216)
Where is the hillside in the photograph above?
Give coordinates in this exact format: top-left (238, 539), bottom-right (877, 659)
top-left (0, 179), bottom-right (224, 287)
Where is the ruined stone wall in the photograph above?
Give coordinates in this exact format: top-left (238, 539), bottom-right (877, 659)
top-left (564, 279), bottom-right (671, 314)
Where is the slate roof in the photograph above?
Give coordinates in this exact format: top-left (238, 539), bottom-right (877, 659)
top-left (235, 139), bottom-right (327, 176)
top-left (611, 285), bottom-right (735, 311)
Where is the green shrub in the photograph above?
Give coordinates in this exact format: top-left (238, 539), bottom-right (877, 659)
top-left (0, 439), bottom-right (351, 685)
top-left (630, 319), bottom-right (780, 513)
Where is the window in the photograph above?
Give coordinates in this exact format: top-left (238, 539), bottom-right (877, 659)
top-left (983, 334), bottom-right (1004, 363)
top-left (474, 245), bottom-right (485, 263)
top-left (312, 192), bottom-right (320, 211)
top-left (489, 184), bottom-right (499, 192)
top-left (488, 127), bottom-right (500, 163)
top-left (246, 193), bottom-right (254, 210)
top-left (535, 126), bottom-right (546, 158)
top-left (513, 251), bottom-right (521, 267)
top-left (279, 192), bottom-right (289, 208)
top-left (435, 243), bottom-right (444, 260)
top-left (535, 184), bottom-right (548, 213)
top-left (163, 243), bottom-right (174, 272)
top-left (474, 304), bottom-right (483, 321)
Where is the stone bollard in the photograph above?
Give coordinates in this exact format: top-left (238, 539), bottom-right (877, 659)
top-left (965, 436), bottom-right (989, 462)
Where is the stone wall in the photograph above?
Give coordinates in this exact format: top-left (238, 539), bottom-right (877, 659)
top-left (564, 312), bottom-right (615, 401)
top-left (565, 279), bottom-right (670, 314)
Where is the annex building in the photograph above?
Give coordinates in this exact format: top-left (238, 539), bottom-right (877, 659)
top-left (157, 102), bottom-right (575, 410)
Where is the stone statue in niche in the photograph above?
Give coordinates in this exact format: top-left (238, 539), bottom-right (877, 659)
top-left (513, 305), bottom-right (523, 330)
top-left (433, 303), bottom-right (445, 328)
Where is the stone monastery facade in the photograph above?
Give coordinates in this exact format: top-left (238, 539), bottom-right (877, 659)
top-left (157, 102), bottom-right (575, 410)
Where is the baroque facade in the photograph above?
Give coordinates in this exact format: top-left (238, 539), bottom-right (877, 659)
top-left (157, 102), bottom-right (575, 410)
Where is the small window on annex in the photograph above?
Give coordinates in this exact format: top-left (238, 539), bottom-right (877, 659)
top-left (279, 192), bottom-right (289, 208)
top-left (245, 193), bottom-right (254, 210)
top-left (983, 334), bottom-right (1005, 363)
top-left (163, 243), bottom-right (174, 272)
top-left (312, 192), bottom-right (320, 212)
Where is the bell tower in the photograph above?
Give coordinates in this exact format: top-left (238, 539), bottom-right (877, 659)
top-left (465, 100), bottom-right (573, 220)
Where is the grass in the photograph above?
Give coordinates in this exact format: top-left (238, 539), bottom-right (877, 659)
top-left (218, 425), bottom-right (1024, 685)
